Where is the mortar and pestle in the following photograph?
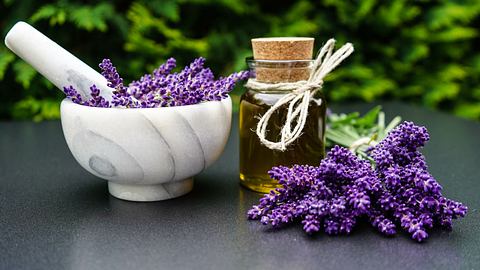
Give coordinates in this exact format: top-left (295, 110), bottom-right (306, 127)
top-left (5, 22), bottom-right (232, 202)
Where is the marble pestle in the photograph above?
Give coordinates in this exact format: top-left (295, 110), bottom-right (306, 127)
top-left (4, 21), bottom-right (114, 100)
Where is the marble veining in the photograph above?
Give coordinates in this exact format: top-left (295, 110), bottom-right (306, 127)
top-left (60, 96), bottom-right (232, 201)
top-left (65, 69), bottom-right (98, 98)
top-left (142, 110), bottom-right (208, 182)
top-left (171, 111), bottom-right (207, 171)
top-left (141, 114), bottom-right (177, 182)
top-left (88, 155), bottom-right (117, 177)
top-left (70, 128), bottom-right (145, 183)
top-left (176, 97), bottom-right (231, 167)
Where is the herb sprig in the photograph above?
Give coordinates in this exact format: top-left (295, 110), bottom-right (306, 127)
top-left (326, 106), bottom-right (402, 159)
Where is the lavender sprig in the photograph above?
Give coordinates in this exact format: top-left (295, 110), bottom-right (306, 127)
top-left (248, 121), bottom-right (468, 242)
top-left (62, 84), bottom-right (110, 107)
top-left (64, 57), bottom-right (250, 108)
top-left (369, 121), bottom-right (467, 241)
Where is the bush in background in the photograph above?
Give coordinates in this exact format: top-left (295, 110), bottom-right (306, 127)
top-left (1, 0), bottom-right (479, 121)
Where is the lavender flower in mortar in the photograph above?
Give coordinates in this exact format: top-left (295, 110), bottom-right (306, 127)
top-left (62, 84), bottom-right (109, 107)
top-left (63, 57), bottom-right (250, 108)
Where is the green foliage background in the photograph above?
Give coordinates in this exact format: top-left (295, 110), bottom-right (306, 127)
top-left (1, 0), bottom-right (480, 121)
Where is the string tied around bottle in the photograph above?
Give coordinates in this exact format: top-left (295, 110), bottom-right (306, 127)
top-left (244, 38), bottom-right (354, 151)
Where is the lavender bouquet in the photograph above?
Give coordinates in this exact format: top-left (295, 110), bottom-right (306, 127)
top-left (63, 57), bottom-right (250, 108)
top-left (248, 121), bottom-right (468, 242)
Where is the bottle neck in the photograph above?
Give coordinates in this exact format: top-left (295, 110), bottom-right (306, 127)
top-left (247, 58), bottom-right (313, 84)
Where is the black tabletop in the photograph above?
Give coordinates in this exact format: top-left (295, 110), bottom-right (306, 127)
top-left (0, 102), bottom-right (479, 270)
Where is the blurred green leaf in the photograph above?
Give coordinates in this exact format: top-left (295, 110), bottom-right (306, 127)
top-left (355, 0), bottom-right (376, 20)
top-left (454, 103), bottom-right (480, 119)
top-left (125, 2), bottom-right (207, 57)
top-left (359, 79), bottom-right (396, 102)
top-left (473, 88), bottom-right (480, 100)
top-left (424, 83), bottom-right (460, 107)
top-left (181, 0), bottom-right (251, 14)
top-left (13, 60), bottom-right (36, 89)
top-left (0, 50), bottom-right (15, 80)
top-left (12, 97), bottom-right (60, 121)
top-left (30, 4), bottom-right (59, 24)
top-left (426, 3), bottom-right (480, 30)
top-left (377, 0), bottom-right (420, 27)
top-left (431, 27), bottom-right (478, 42)
top-left (70, 3), bottom-right (114, 32)
top-left (438, 64), bottom-right (467, 81)
top-left (270, 1), bottom-right (317, 36)
top-left (402, 43), bottom-right (429, 63)
top-left (148, 0), bottom-right (180, 22)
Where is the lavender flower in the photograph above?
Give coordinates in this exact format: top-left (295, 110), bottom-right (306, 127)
top-left (248, 146), bottom-right (382, 236)
top-left (63, 85), bottom-right (83, 105)
top-left (62, 84), bottom-right (109, 107)
top-left (248, 121), bottom-right (468, 243)
top-left (86, 85), bottom-right (110, 108)
top-left (369, 121), bottom-right (467, 242)
top-left (99, 59), bottom-right (125, 91)
top-left (64, 57), bottom-right (250, 108)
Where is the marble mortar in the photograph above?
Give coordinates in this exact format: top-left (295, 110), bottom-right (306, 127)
top-left (4, 22), bottom-right (233, 202)
top-left (61, 97), bottom-right (232, 201)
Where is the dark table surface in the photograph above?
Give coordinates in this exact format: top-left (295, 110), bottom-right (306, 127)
top-left (0, 102), bottom-right (479, 270)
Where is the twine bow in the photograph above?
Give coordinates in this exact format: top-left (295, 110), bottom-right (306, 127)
top-left (245, 38), bottom-right (354, 151)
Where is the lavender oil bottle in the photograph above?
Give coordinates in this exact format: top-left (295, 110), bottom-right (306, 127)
top-left (239, 38), bottom-right (326, 193)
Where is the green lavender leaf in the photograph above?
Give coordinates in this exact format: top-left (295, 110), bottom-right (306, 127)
top-left (326, 106), bottom-right (401, 157)
top-left (356, 105), bottom-right (381, 127)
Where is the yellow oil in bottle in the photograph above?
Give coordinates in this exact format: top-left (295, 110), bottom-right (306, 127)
top-left (239, 88), bottom-right (326, 193)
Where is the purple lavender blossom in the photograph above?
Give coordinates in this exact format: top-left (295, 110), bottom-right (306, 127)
top-left (99, 59), bottom-right (125, 91)
top-left (369, 121), bottom-right (467, 242)
top-left (248, 146), bottom-right (382, 236)
top-left (63, 85), bottom-right (110, 107)
top-left (248, 121), bottom-right (468, 243)
top-left (63, 85), bottom-right (83, 105)
top-left (85, 85), bottom-right (110, 108)
top-left (64, 57), bottom-right (250, 108)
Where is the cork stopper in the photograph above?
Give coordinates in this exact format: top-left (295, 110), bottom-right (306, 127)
top-left (252, 37), bottom-right (314, 60)
top-left (251, 37), bottom-right (314, 83)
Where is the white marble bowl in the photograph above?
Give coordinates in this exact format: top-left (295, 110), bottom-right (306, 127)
top-left (60, 97), bottom-right (232, 202)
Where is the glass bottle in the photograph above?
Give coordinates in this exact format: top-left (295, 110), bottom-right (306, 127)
top-left (239, 59), bottom-right (327, 193)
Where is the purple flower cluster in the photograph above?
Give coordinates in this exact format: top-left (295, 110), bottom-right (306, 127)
top-left (248, 122), bottom-right (468, 242)
top-left (369, 121), bottom-right (467, 241)
top-left (63, 85), bottom-right (110, 107)
top-left (248, 146), bottom-right (382, 235)
top-left (63, 57), bottom-right (249, 108)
